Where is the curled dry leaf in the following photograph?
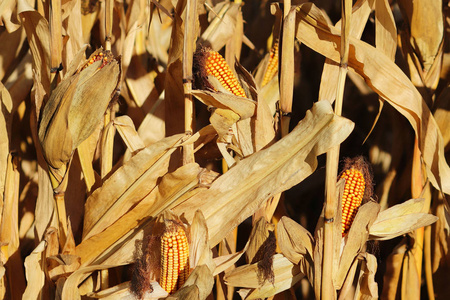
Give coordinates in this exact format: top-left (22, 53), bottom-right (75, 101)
top-left (82, 134), bottom-right (183, 240)
top-left (225, 254), bottom-right (304, 299)
top-left (277, 216), bottom-right (314, 264)
top-left (200, 2), bottom-right (241, 51)
top-left (369, 198), bottom-right (439, 240)
top-left (296, 3), bottom-right (450, 196)
top-left (174, 100), bottom-right (354, 247)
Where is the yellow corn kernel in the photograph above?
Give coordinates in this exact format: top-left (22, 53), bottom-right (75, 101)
top-left (261, 42), bottom-right (279, 87)
top-left (204, 51), bottom-right (247, 98)
top-left (160, 225), bottom-right (190, 294)
top-left (340, 168), bottom-right (365, 236)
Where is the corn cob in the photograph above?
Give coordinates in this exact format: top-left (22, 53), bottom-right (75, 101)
top-left (261, 41), bottom-right (279, 87)
top-left (340, 168), bottom-right (365, 236)
top-left (79, 50), bottom-right (110, 72)
top-left (160, 225), bottom-right (190, 294)
top-left (194, 48), bottom-right (246, 98)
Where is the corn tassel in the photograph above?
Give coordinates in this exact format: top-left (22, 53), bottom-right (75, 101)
top-left (261, 42), bottom-right (279, 87)
top-left (340, 168), bottom-right (365, 236)
top-left (160, 225), bottom-right (190, 294)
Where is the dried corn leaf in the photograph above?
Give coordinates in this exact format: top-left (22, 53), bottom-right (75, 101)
top-left (355, 253), bottom-right (378, 300)
top-left (225, 254), bottom-right (304, 299)
top-left (174, 100), bottom-right (354, 247)
top-left (189, 210), bottom-right (214, 272)
top-left (0, 83), bottom-right (12, 200)
top-left (277, 216), bottom-right (314, 264)
top-left (76, 162), bottom-right (202, 267)
top-left (22, 241), bottom-right (46, 299)
top-left (296, 3), bottom-right (450, 195)
top-left (398, 0), bottom-right (443, 72)
top-left (246, 217), bottom-right (275, 264)
top-left (0, 0), bottom-right (20, 32)
top-left (169, 264), bottom-right (214, 300)
top-left (1, 154), bottom-right (20, 259)
top-left (213, 243), bottom-right (248, 276)
top-left (400, 248), bottom-right (420, 300)
top-left (61, 264), bottom-right (115, 300)
top-left (82, 134), bottom-right (182, 239)
top-left (200, 2), bottom-right (240, 51)
top-left (18, 0), bottom-right (51, 97)
top-left (192, 90), bottom-right (256, 120)
top-left (370, 213), bottom-right (438, 241)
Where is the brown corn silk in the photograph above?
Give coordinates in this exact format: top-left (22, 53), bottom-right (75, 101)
top-left (160, 221), bottom-right (190, 294)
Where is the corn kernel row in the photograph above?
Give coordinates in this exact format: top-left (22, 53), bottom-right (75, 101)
top-left (160, 226), bottom-right (190, 294)
top-left (340, 168), bottom-right (365, 236)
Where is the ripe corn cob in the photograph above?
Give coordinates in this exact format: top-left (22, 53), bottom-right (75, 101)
top-left (79, 51), bottom-right (110, 72)
top-left (160, 225), bottom-right (190, 294)
top-left (261, 42), bottom-right (279, 87)
top-left (340, 168), bottom-right (365, 236)
top-left (199, 49), bottom-right (247, 98)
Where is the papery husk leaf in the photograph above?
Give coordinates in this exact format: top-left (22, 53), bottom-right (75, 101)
top-left (39, 55), bottom-right (120, 188)
top-left (434, 86), bottom-right (450, 150)
top-left (356, 253), bottom-right (378, 300)
top-left (113, 115), bottom-right (146, 153)
top-left (61, 264), bottom-right (115, 300)
top-left (174, 100), bottom-right (354, 247)
top-left (1, 155), bottom-right (25, 298)
top-left (369, 213), bottom-right (438, 241)
top-left (225, 254), bottom-right (304, 299)
top-left (277, 216), bottom-right (314, 264)
top-left (246, 217), bottom-right (275, 264)
top-left (22, 241), bottom-right (46, 299)
top-left (374, 198), bottom-right (426, 221)
top-left (86, 281), bottom-right (133, 299)
top-left (61, 0), bottom-right (84, 77)
top-left (76, 162), bottom-right (202, 267)
top-left (200, 2), bottom-right (240, 51)
top-left (88, 281), bottom-right (169, 299)
top-left (380, 238), bottom-right (407, 299)
top-left (369, 198), bottom-right (439, 240)
top-left (68, 57), bottom-right (120, 149)
top-left (296, 3), bottom-right (450, 195)
top-left (213, 242), bottom-right (249, 276)
top-left (82, 132), bottom-right (182, 240)
top-left (18, 0), bottom-right (51, 96)
top-left (76, 124), bottom-right (101, 192)
top-left (164, 5), bottom-right (185, 137)
top-left (401, 247), bottom-right (420, 300)
top-left (192, 90), bottom-right (256, 120)
top-left (47, 254), bottom-right (81, 281)
top-left (168, 264), bottom-right (214, 300)
top-left (338, 256), bottom-right (359, 300)
top-left (34, 164), bottom-right (58, 241)
top-left (210, 108), bottom-right (240, 142)
top-left (318, 0), bottom-right (373, 102)
top-left (189, 210), bottom-right (215, 272)
top-left (38, 74), bottom-right (77, 170)
top-left (336, 201), bottom-right (380, 289)
top-left (398, 0), bottom-right (443, 72)
top-left (0, 0), bottom-right (21, 32)
top-left (0, 83), bottom-right (12, 203)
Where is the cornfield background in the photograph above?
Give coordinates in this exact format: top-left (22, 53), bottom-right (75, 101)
top-left (1, 0), bottom-right (449, 299)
